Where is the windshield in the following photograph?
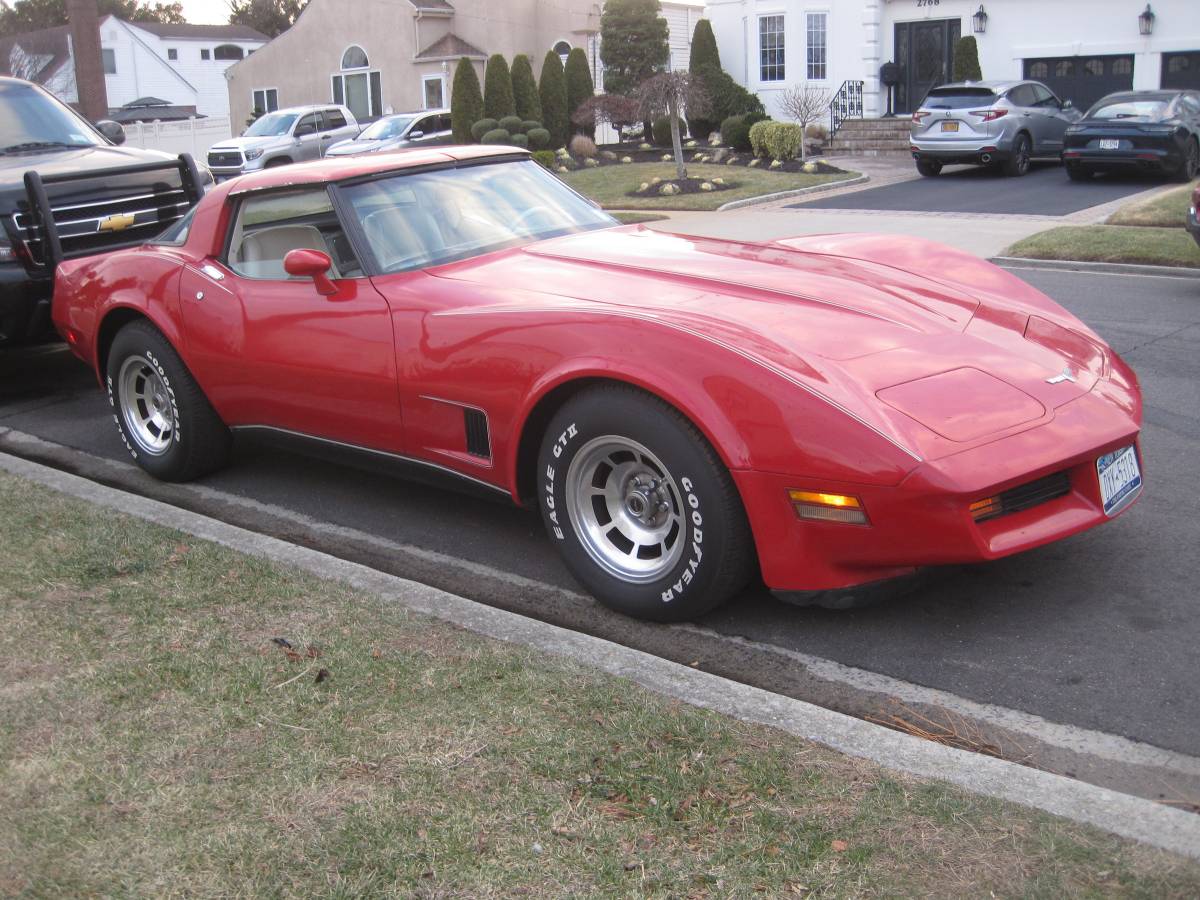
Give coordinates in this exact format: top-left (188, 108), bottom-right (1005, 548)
top-left (1086, 98), bottom-right (1172, 121)
top-left (359, 117), bottom-right (416, 141)
top-left (920, 87), bottom-right (997, 110)
top-left (342, 159), bottom-right (616, 273)
top-left (0, 81), bottom-right (104, 153)
top-left (243, 112), bottom-right (299, 137)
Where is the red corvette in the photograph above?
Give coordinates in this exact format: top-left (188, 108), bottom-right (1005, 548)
top-left (51, 146), bottom-right (1143, 621)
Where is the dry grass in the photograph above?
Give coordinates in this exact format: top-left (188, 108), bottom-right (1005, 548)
top-left (1106, 182), bottom-right (1197, 227)
top-left (1003, 225), bottom-right (1200, 268)
top-left (2, 471), bottom-right (1199, 898)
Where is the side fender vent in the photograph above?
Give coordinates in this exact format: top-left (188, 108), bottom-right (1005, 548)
top-left (464, 408), bottom-right (491, 459)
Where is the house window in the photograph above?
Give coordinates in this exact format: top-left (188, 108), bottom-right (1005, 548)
top-left (553, 40), bottom-right (571, 64)
top-left (422, 74), bottom-right (444, 110)
top-left (102, 48), bottom-right (116, 74)
top-left (214, 44), bottom-right (244, 61)
top-left (201, 48), bottom-right (210, 60)
top-left (341, 45), bottom-right (369, 69)
top-left (1112, 58), bottom-right (1132, 76)
top-left (806, 12), bottom-right (827, 80)
top-left (332, 47), bottom-right (381, 122)
top-left (1083, 59), bottom-right (1104, 77)
top-left (759, 15), bottom-right (785, 82)
top-left (167, 48), bottom-right (177, 61)
top-left (1028, 61), bottom-right (1048, 79)
top-left (252, 88), bottom-right (279, 114)
top-left (1055, 60), bottom-right (1074, 78)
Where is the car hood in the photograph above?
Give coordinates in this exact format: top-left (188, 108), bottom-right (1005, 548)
top-left (325, 137), bottom-right (397, 156)
top-left (435, 227), bottom-right (1112, 459)
top-left (0, 142), bottom-right (173, 182)
top-left (209, 135), bottom-right (280, 152)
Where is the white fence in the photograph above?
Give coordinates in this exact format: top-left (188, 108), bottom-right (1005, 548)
top-left (120, 116), bottom-right (234, 159)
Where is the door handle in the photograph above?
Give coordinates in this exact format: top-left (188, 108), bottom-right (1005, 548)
top-left (321, 134), bottom-right (332, 139)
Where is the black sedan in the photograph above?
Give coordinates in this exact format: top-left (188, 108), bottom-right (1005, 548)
top-left (1062, 90), bottom-right (1200, 182)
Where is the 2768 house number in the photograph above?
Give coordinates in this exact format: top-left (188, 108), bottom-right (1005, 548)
top-left (917, 0), bottom-right (940, 6)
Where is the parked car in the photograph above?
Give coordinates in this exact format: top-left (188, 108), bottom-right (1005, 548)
top-left (206, 105), bottom-right (359, 179)
top-left (1062, 90), bottom-right (1200, 182)
top-left (51, 146), bottom-right (1144, 622)
top-left (325, 109), bottom-right (452, 157)
top-left (910, 80), bottom-right (1081, 177)
top-left (1188, 183), bottom-right (1200, 249)
top-left (0, 76), bottom-right (210, 348)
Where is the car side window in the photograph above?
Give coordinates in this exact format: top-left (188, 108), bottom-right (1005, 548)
top-left (225, 187), bottom-right (363, 280)
top-left (295, 112), bottom-right (319, 136)
top-left (437, 114), bottom-right (452, 132)
top-left (414, 115), bottom-right (436, 135)
top-left (325, 109), bottom-right (348, 130)
top-left (1181, 94), bottom-right (1200, 117)
top-left (1007, 84), bottom-right (1035, 107)
top-left (1030, 84), bottom-right (1057, 108)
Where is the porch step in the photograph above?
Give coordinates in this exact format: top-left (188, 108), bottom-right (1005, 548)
top-left (827, 117), bottom-right (911, 155)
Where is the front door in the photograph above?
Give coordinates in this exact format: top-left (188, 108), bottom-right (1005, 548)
top-left (895, 18), bottom-right (961, 114)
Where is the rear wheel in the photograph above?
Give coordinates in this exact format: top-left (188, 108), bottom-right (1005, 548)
top-left (1173, 138), bottom-right (1198, 183)
top-left (537, 385), bottom-right (754, 622)
top-left (106, 320), bottom-right (231, 482)
top-left (1066, 164), bottom-right (1093, 182)
top-left (264, 157), bottom-right (291, 168)
top-left (1003, 134), bottom-right (1031, 177)
top-left (916, 159), bottom-right (942, 177)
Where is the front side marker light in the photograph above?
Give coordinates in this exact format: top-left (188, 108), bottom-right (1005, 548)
top-left (789, 490), bottom-right (868, 525)
top-left (969, 495), bottom-right (1003, 522)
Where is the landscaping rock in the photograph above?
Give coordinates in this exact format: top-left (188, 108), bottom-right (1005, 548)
top-left (600, 150), bottom-right (618, 160)
top-left (638, 142), bottom-right (652, 150)
top-left (700, 182), bottom-right (714, 191)
top-left (770, 160), bottom-right (783, 169)
top-left (748, 158), bottom-right (761, 167)
top-left (711, 148), bottom-right (729, 163)
top-left (660, 183), bottom-right (680, 196)
top-left (621, 156), bottom-right (633, 163)
top-left (584, 158), bottom-right (599, 167)
top-left (661, 154), bottom-right (673, 161)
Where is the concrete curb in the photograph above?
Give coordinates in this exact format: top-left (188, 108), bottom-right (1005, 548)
top-left (993, 256), bottom-right (1200, 279)
top-left (3, 449), bottom-right (1199, 861)
top-left (716, 173), bottom-right (870, 211)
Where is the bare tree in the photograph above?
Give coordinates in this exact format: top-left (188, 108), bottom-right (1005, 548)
top-left (778, 83), bottom-right (831, 161)
top-left (636, 71), bottom-right (709, 180)
top-left (572, 94), bottom-right (642, 142)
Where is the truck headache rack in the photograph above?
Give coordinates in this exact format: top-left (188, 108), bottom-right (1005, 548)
top-left (20, 153), bottom-right (204, 274)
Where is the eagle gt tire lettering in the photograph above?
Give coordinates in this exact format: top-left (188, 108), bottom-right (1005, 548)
top-left (538, 385), bottom-right (754, 622)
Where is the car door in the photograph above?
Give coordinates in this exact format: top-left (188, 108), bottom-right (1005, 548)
top-left (1029, 83), bottom-right (1071, 153)
top-left (291, 111), bottom-right (322, 161)
top-left (1004, 83), bottom-right (1044, 151)
top-left (405, 113), bottom-right (443, 147)
top-left (322, 107), bottom-right (357, 152)
top-left (177, 185), bottom-right (402, 451)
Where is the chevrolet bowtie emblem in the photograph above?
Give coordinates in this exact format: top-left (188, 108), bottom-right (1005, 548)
top-left (1046, 366), bottom-right (1077, 385)
top-left (98, 213), bottom-right (136, 233)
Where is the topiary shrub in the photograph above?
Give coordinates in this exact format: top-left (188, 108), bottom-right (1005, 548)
top-left (953, 36), bottom-right (982, 82)
top-left (686, 19), bottom-right (722, 140)
top-left (538, 50), bottom-right (569, 149)
top-left (526, 127), bottom-right (551, 150)
top-left (569, 134), bottom-right (597, 158)
top-left (520, 120), bottom-right (541, 134)
top-left (483, 55), bottom-right (515, 121)
top-left (702, 64), bottom-right (766, 126)
top-left (481, 128), bottom-right (512, 145)
top-left (451, 57), bottom-right (484, 143)
top-left (651, 115), bottom-right (674, 146)
top-left (721, 114), bottom-right (752, 152)
top-left (764, 122), bottom-right (803, 161)
top-left (532, 149), bottom-right (557, 169)
top-left (564, 47), bottom-right (596, 140)
top-left (471, 118), bottom-right (498, 141)
top-left (498, 115), bottom-right (524, 134)
top-left (510, 54), bottom-right (542, 122)
top-left (508, 132), bottom-right (529, 149)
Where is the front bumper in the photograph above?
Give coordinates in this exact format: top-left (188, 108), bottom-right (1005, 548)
top-left (734, 377), bottom-right (1142, 592)
top-left (0, 263), bottom-right (51, 347)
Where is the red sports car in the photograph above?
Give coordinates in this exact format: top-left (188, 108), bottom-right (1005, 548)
top-left (50, 146), bottom-right (1143, 621)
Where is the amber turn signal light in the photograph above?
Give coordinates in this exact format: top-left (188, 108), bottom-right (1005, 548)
top-left (788, 490), bottom-right (868, 525)
top-left (969, 495), bottom-right (1003, 522)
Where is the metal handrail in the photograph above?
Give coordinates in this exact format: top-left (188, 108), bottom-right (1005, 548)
top-left (829, 80), bottom-right (865, 137)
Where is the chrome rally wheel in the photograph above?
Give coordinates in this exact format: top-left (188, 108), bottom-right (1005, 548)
top-left (118, 355), bottom-right (176, 455)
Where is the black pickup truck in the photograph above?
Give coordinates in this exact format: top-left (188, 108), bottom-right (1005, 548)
top-left (0, 76), bottom-right (210, 348)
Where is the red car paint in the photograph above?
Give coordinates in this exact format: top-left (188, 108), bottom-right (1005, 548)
top-left (51, 146), bottom-right (1143, 593)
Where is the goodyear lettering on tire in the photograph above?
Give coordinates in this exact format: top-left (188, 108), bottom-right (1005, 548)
top-left (660, 476), bottom-right (703, 604)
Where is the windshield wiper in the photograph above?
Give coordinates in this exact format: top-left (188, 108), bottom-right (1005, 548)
top-left (1, 140), bottom-right (92, 154)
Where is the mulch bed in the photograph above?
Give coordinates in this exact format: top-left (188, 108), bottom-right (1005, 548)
top-left (560, 142), bottom-right (847, 175)
top-left (629, 177), bottom-right (736, 199)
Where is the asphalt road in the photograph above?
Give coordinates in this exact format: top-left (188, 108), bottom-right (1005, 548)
top-left (793, 163), bottom-right (1167, 215)
top-left (2, 268), bottom-right (1198, 764)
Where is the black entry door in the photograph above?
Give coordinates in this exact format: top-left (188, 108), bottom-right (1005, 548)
top-left (1162, 52), bottom-right (1200, 90)
top-left (1024, 55), bottom-right (1134, 112)
top-left (894, 19), bottom-right (961, 114)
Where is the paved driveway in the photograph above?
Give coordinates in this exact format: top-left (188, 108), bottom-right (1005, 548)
top-left (793, 163), bottom-right (1167, 215)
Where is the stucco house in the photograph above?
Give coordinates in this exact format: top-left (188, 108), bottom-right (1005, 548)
top-left (705, 1), bottom-right (1200, 123)
top-left (225, 0), bottom-right (704, 129)
top-left (0, 17), bottom-right (268, 119)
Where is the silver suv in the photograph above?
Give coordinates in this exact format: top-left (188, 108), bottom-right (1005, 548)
top-left (325, 109), bottom-right (452, 157)
top-left (910, 80), bottom-right (1081, 177)
top-left (206, 105), bottom-right (360, 180)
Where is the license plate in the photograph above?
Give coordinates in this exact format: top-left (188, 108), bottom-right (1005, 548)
top-left (1097, 445), bottom-right (1141, 516)
top-left (941, 121), bottom-right (959, 132)
top-left (1098, 139), bottom-right (1120, 150)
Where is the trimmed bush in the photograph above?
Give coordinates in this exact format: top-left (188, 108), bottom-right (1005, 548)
top-left (498, 115), bottom-right (524, 134)
top-left (526, 127), bottom-right (552, 150)
top-left (483, 54), bottom-right (515, 121)
top-left (721, 114), bottom-right (752, 152)
top-left (748, 120), bottom-right (772, 156)
top-left (532, 149), bottom-right (557, 169)
top-left (651, 115), bottom-right (674, 146)
top-left (564, 47), bottom-right (595, 139)
top-left (538, 50), bottom-right (569, 149)
top-left (569, 134), bottom-right (597, 158)
top-left (470, 118), bottom-right (498, 141)
top-left (520, 120), bottom-right (541, 134)
top-left (748, 122), bottom-right (803, 161)
top-left (481, 128), bottom-right (512, 145)
top-left (953, 36), bottom-right (982, 82)
top-left (508, 133), bottom-right (529, 149)
top-left (511, 54), bottom-right (542, 122)
top-left (451, 57), bottom-right (484, 144)
top-left (703, 64), bottom-right (766, 125)
top-left (687, 19), bottom-right (722, 140)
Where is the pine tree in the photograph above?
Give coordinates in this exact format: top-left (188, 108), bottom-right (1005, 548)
top-left (599, 0), bottom-right (669, 98)
top-left (538, 51), bottom-right (569, 150)
top-left (511, 54), bottom-right (542, 123)
top-left (451, 57), bottom-right (484, 143)
top-left (483, 54), bottom-right (515, 121)
top-left (953, 36), bottom-right (982, 82)
top-left (564, 47), bottom-right (595, 139)
top-left (687, 18), bottom-right (721, 139)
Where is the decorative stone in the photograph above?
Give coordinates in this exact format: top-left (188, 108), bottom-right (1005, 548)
top-left (584, 158), bottom-right (599, 167)
top-left (685, 140), bottom-right (697, 149)
top-left (638, 182), bottom-right (649, 192)
top-left (712, 177), bottom-right (725, 185)
top-left (621, 156), bottom-right (633, 163)
top-left (662, 154), bottom-right (673, 161)
top-left (557, 166), bottom-right (569, 173)
top-left (600, 149), bottom-right (618, 160)
top-left (770, 159), bottom-right (783, 169)
top-left (659, 183), bottom-right (679, 195)
top-left (699, 182), bottom-right (713, 191)
top-left (639, 142), bottom-right (652, 150)
top-left (650, 176), bottom-right (662, 185)
top-left (710, 148), bottom-right (729, 163)
top-left (748, 158), bottom-right (761, 167)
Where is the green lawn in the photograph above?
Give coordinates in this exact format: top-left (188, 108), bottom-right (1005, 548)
top-left (3, 472), bottom-right (1199, 897)
top-left (1004, 224), bottom-right (1200, 268)
top-left (1106, 182), bottom-right (1198, 227)
top-left (611, 211), bottom-right (670, 225)
top-left (562, 163), bottom-right (857, 211)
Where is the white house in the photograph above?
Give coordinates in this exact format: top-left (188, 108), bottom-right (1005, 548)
top-left (1, 18), bottom-right (267, 119)
top-left (704, 1), bottom-right (1200, 121)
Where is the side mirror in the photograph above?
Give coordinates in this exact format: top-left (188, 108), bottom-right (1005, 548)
top-left (283, 248), bottom-right (337, 296)
top-left (1063, 99), bottom-right (1074, 110)
top-left (408, 130), bottom-right (424, 139)
top-left (96, 119), bottom-right (126, 145)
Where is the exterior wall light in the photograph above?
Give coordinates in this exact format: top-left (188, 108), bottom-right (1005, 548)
top-left (1138, 4), bottom-right (1155, 36)
top-left (972, 5), bottom-right (988, 34)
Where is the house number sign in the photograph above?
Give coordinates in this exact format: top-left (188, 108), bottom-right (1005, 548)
top-left (916, 0), bottom-right (941, 6)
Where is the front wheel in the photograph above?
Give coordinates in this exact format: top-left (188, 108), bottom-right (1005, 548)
top-left (538, 386), bottom-right (755, 622)
top-left (916, 159), bottom-right (942, 177)
top-left (106, 320), bottom-right (231, 482)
